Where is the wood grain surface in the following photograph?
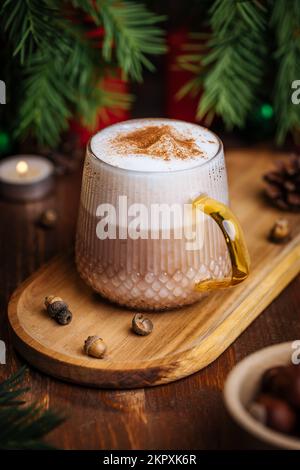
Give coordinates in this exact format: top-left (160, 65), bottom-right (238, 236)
top-left (7, 150), bottom-right (300, 389)
top-left (1, 147), bottom-right (300, 448)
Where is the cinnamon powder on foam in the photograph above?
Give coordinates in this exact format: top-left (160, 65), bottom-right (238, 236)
top-left (110, 125), bottom-right (204, 161)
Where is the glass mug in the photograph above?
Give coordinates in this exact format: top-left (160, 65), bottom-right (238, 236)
top-left (75, 120), bottom-right (250, 310)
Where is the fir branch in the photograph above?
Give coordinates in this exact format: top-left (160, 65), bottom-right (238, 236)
top-left (77, 84), bottom-right (131, 129)
top-left (15, 54), bottom-right (73, 145)
top-left (271, 0), bottom-right (300, 144)
top-left (0, 367), bottom-right (63, 450)
top-left (0, 0), bottom-right (60, 64)
top-left (14, 19), bottom-right (130, 145)
top-left (1, 0), bottom-right (162, 145)
top-left (89, 0), bottom-right (167, 81)
top-left (179, 0), bottom-right (267, 129)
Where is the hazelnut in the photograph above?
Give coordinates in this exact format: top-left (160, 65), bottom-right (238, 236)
top-left (262, 364), bottom-right (300, 409)
top-left (132, 313), bottom-right (153, 336)
top-left (84, 336), bottom-right (107, 358)
top-left (44, 296), bottom-right (68, 318)
top-left (261, 366), bottom-right (289, 394)
top-left (269, 219), bottom-right (291, 243)
top-left (253, 394), bottom-right (297, 434)
top-left (56, 309), bottom-right (72, 325)
top-left (39, 209), bottom-right (58, 228)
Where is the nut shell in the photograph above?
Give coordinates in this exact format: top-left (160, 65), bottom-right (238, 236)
top-left (269, 219), bottom-right (291, 243)
top-left (255, 394), bottom-right (297, 434)
top-left (262, 364), bottom-right (300, 408)
top-left (132, 313), bottom-right (153, 336)
top-left (39, 209), bottom-right (58, 228)
top-left (47, 299), bottom-right (68, 318)
top-left (55, 309), bottom-right (72, 325)
top-left (84, 336), bottom-right (107, 358)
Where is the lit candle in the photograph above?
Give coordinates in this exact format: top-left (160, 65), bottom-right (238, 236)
top-left (16, 160), bottom-right (29, 177)
top-left (0, 155), bottom-right (55, 202)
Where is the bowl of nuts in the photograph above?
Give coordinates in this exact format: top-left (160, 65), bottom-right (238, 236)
top-left (224, 342), bottom-right (300, 449)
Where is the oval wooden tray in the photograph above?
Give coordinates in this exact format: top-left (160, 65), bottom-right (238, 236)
top-left (8, 150), bottom-right (300, 388)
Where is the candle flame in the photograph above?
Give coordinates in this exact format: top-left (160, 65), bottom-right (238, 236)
top-left (16, 160), bottom-right (29, 176)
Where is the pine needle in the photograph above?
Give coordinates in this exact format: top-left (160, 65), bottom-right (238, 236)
top-left (0, 367), bottom-right (64, 450)
top-left (271, 0), bottom-right (300, 144)
top-left (179, 0), bottom-right (267, 129)
top-left (0, 0), bottom-right (165, 146)
top-left (89, 0), bottom-right (167, 81)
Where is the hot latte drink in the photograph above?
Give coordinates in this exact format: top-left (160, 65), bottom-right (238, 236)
top-left (76, 119), bottom-right (231, 310)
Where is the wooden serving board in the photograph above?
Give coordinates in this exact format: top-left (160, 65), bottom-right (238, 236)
top-left (8, 149), bottom-right (300, 389)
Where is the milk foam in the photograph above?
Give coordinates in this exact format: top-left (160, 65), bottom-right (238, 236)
top-left (90, 119), bottom-right (219, 172)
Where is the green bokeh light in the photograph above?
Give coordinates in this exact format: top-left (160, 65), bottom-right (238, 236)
top-left (260, 104), bottom-right (274, 120)
top-left (0, 131), bottom-right (10, 153)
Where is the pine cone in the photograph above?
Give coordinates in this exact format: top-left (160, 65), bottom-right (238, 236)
top-left (263, 154), bottom-right (300, 211)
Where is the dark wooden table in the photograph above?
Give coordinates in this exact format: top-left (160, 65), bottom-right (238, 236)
top-left (1, 151), bottom-right (300, 450)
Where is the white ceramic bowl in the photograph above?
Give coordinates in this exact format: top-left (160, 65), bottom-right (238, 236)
top-left (224, 342), bottom-right (300, 450)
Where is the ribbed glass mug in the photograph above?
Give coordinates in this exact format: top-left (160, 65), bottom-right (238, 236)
top-left (75, 123), bottom-right (250, 311)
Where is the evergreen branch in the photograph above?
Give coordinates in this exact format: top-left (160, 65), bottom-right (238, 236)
top-left (179, 0), bottom-right (267, 129)
top-left (1, 0), bottom-right (161, 145)
top-left (0, 366), bottom-right (28, 405)
top-left (90, 0), bottom-right (167, 81)
top-left (15, 20), bottom-right (130, 145)
top-left (0, 367), bottom-right (63, 450)
top-left (77, 85), bottom-right (131, 129)
top-left (0, 0), bottom-right (60, 64)
top-left (15, 55), bottom-right (73, 145)
top-left (271, 0), bottom-right (300, 144)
